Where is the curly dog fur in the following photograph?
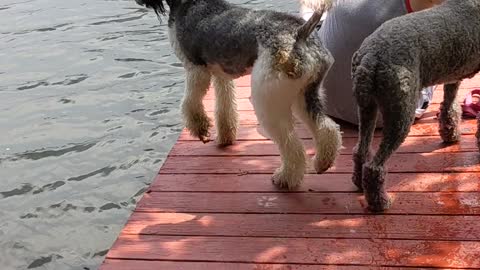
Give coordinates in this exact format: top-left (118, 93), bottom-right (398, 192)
top-left (352, 0), bottom-right (480, 212)
top-left (136, 0), bottom-right (341, 189)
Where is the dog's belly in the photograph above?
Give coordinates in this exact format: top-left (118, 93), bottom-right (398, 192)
top-left (207, 63), bottom-right (253, 80)
top-left (428, 65), bottom-right (480, 87)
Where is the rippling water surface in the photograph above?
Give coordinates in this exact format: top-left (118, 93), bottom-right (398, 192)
top-left (0, 0), bottom-right (297, 269)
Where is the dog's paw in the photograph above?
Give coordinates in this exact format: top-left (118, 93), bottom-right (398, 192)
top-left (193, 129), bottom-right (211, 144)
top-left (365, 191), bottom-right (392, 212)
top-left (351, 172), bottom-right (363, 191)
top-left (476, 131), bottom-right (480, 152)
top-left (216, 127), bottom-right (237, 147)
top-left (186, 115), bottom-right (212, 143)
top-left (271, 168), bottom-right (302, 190)
top-left (362, 163), bottom-right (391, 212)
top-left (312, 155), bottom-right (333, 174)
top-left (439, 125), bottom-right (460, 143)
top-left (476, 114), bottom-right (480, 151)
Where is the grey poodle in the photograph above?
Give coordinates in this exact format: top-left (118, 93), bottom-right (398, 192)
top-left (135, 0), bottom-right (341, 189)
top-left (352, 0), bottom-right (480, 212)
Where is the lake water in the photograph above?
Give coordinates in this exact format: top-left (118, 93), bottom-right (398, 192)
top-left (0, 0), bottom-right (299, 269)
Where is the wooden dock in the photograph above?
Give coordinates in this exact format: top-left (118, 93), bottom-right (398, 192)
top-left (100, 75), bottom-right (480, 269)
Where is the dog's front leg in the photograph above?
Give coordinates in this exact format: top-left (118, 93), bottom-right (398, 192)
top-left (182, 66), bottom-right (212, 143)
top-left (439, 82), bottom-right (461, 143)
top-left (213, 76), bottom-right (238, 146)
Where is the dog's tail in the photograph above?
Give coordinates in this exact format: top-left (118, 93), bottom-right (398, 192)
top-left (351, 51), bottom-right (377, 106)
top-left (135, 0), bottom-right (168, 16)
top-left (297, 0), bottom-right (332, 41)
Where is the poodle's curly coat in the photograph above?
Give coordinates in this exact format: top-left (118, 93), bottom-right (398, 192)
top-left (351, 0), bottom-right (480, 212)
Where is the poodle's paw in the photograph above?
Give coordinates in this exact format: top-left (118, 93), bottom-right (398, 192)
top-left (475, 114), bottom-right (480, 151)
top-left (362, 163), bottom-right (391, 212)
top-left (312, 154), bottom-right (334, 174)
top-left (439, 125), bottom-right (461, 143)
top-left (476, 133), bottom-right (480, 152)
top-left (365, 190), bottom-right (392, 212)
top-left (352, 170), bottom-right (363, 192)
top-left (271, 167), bottom-right (303, 190)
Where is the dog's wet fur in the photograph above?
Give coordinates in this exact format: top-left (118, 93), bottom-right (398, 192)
top-left (136, 0), bottom-right (341, 189)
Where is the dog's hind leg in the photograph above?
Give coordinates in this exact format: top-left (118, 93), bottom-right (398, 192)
top-left (251, 57), bottom-right (306, 189)
top-left (182, 66), bottom-right (212, 143)
top-left (439, 82), bottom-right (461, 143)
top-left (293, 80), bottom-right (341, 174)
top-left (212, 76), bottom-right (238, 146)
top-left (352, 100), bottom-right (378, 191)
top-left (476, 113), bottom-right (480, 151)
top-left (363, 90), bottom-right (417, 212)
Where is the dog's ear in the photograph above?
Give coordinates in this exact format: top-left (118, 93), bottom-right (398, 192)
top-left (135, 0), bottom-right (168, 15)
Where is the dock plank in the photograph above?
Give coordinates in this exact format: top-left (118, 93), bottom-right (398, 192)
top-left (106, 235), bottom-right (480, 268)
top-left (159, 153), bottom-right (480, 174)
top-left (148, 173), bottom-right (480, 193)
top-left (177, 119), bottom-right (478, 140)
top-left (122, 212), bottom-right (480, 241)
top-left (171, 135), bottom-right (479, 156)
top-left (100, 259), bottom-right (403, 270)
top-left (203, 105), bottom-right (443, 125)
top-left (136, 192), bottom-right (480, 215)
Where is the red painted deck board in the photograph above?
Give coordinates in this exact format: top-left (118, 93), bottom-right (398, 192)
top-left (122, 212), bottom-right (480, 241)
top-left (148, 173), bottom-right (480, 192)
top-left (107, 235), bottom-right (480, 268)
top-left (171, 135), bottom-right (479, 156)
top-left (159, 153), bottom-right (480, 174)
top-left (101, 260), bottom-right (404, 270)
top-left (100, 75), bottom-right (480, 269)
top-left (202, 106), bottom-right (447, 125)
top-left (177, 119), bottom-right (478, 141)
top-left (136, 192), bottom-right (480, 215)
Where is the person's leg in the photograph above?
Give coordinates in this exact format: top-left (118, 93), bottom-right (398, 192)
top-left (415, 85), bottom-right (436, 119)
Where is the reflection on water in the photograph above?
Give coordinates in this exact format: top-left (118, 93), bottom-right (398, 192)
top-left (0, 0), bottom-right (297, 269)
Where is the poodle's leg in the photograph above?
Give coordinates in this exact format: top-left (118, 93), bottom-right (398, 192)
top-left (352, 100), bottom-right (378, 191)
top-left (251, 58), bottom-right (306, 189)
top-left (363, 93), bottom-right (417, 212)
top-left (439, 82), bottom-right (461, 143)
top-left (292, 80), bottom-right (341, 174)
top-left (212, 76), bottom-right (238, 146)
top-left (182, 66), bottom-right (212, 143)
top-left (477, 113), bottom-right (480, 151)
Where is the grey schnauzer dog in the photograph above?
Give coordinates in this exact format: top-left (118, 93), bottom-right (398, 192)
top-left (352, 0), bottom-right (480, 212)
top-left (135, 0), bottom-right (341, 189)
